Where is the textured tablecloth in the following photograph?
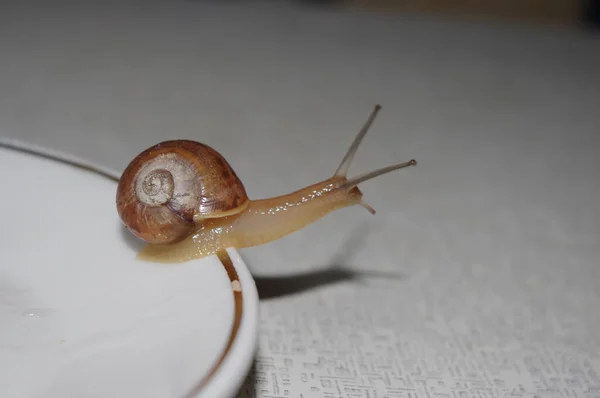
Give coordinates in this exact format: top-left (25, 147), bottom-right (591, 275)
top-left (2, 1), bottom-right (600, 397)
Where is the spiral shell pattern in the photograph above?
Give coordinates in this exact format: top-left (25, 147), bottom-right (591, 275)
top-left (116, 140), bottom-right (249, 244)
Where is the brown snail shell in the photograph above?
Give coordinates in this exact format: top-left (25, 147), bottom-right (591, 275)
top-left (116, 140), bottom-right (249, 244)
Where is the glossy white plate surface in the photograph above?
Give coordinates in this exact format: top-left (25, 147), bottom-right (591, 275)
top-left (0, 142), bottom-right (259, 398)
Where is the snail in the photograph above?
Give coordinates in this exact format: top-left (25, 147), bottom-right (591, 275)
top-left (116, 104), bottom-right (416, 263)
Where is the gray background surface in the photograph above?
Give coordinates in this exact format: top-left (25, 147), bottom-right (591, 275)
top-left (1, 1), bottom-right (599, 396)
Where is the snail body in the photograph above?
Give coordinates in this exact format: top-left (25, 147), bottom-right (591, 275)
top-left (116, 105), bottom-right (416, 263)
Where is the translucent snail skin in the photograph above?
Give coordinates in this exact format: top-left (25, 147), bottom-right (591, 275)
top-left (116, 104), bottom-right (417, 263)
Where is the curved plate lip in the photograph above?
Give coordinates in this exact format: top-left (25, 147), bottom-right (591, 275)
top-left (0, 137), bottom-right (259, 398)
top-left (196, 248), bottom-right (259, 398)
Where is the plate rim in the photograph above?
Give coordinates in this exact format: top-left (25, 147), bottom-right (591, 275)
top-left (0, 137), bottom-right (260, 398)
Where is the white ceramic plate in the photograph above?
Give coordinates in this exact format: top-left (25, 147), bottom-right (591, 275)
top-left (0, 140), bottom-right (259, 398)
